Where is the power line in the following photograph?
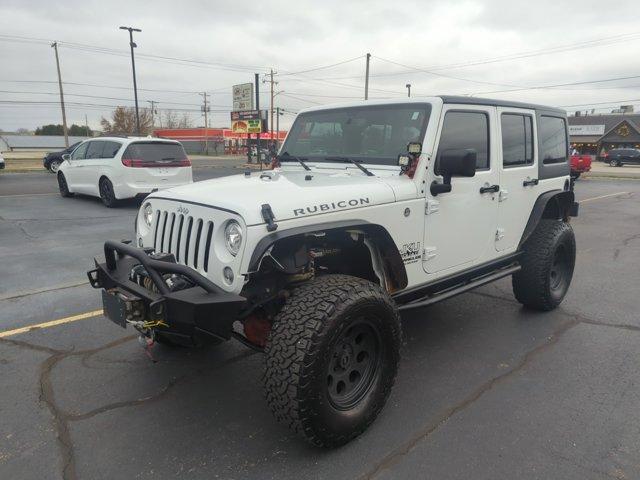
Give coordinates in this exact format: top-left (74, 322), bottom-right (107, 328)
top-left (278, 55), bottom-right (364, 76)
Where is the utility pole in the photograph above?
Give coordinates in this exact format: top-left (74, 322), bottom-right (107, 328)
top-left (200, 93), bottom-right (209, 155)
top-left (406, 83), bottom-right (411, 98)
top-left (147, 100), bottom-right (157, 129)
top-left (276, 107), bottom-right (282, 148)
top-left (119, 26), bottom-right (142, 134)
top-left (84, 114), bottom-right (89, 136)
top-left (262, 69), bottom-right (278, 143)
top-left (51, 42), bottom-right (69, 147)
top-left (255, 73), bottom-right (261, 169)
top-left (364, 53), bottom-right (371, 100)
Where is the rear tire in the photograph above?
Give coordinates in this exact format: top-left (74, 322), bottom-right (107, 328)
top-left (99, 177), bottom-right (119, 208)
top-left (57, 173), bottom-right (73, 197)
top-left (513, 220), bottom-right (576, 311)
top-left (264, 274), bottom-right (401, 447)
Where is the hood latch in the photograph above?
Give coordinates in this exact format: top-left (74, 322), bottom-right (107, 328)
top-left (261, 204), bottom-right (278, 232)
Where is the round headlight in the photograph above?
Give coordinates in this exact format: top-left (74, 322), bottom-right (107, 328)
top-left (224, 221), bottom-right (243, 256)
top-left (143, 202), bottom-right (153, 227)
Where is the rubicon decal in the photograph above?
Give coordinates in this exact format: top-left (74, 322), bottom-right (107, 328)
top-left (293, 198), bottom-right (370, 216)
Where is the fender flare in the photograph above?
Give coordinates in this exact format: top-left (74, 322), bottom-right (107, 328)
top-left (519, 190), bottom-right (577, 247)
top-left (247, 220), bottom-right (408, 290)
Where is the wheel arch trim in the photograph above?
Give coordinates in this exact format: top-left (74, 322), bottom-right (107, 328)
top-left (247, 220), bottom-right (408, 290)
top-left (519, 190), bottom-right (577, 247)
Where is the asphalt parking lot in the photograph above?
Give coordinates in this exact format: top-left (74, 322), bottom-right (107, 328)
top-left (1, 172), bottom-right (639, 480)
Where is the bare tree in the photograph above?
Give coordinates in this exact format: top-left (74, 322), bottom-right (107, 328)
top-left (101, 107), bottom-right (153, 135)
top-left (162, 110), bottom-right (193, 129)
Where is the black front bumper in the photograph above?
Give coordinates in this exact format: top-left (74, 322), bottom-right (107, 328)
top-left (88, 241), bottom-right (246, 342)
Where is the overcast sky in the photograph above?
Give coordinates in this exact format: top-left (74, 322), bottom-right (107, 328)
top-left (1, 0), bottom-right (640, 132)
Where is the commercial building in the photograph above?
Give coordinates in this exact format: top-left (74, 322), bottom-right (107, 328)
top-left (568, 110), bottom-right (640, 158)
top-left (153, 128), bottom-right (287, 155)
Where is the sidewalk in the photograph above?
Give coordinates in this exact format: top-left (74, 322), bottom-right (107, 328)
top-left (584, 161), bottom-right (640, 179)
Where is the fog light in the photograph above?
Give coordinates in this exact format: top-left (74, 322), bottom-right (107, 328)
top-left (223, 267), bottom-right (234, 285)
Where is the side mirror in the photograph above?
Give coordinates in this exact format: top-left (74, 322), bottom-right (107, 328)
top-left (62, 153), bottom-right (71, 161)
top-left (431, 149), bottom-right (477, 196)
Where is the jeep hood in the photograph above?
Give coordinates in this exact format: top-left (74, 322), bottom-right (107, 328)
top-left (153, 171), bottom-right (398, 226)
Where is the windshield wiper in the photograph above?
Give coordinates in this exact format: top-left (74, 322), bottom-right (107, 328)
top-left (324, 156), bottom-right (374, 176)
top-left (278, 151), bottom-right (311, 171)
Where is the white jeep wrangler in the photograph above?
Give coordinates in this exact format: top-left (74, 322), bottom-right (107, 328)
top-left (88, 96), bottom-right (578, 447)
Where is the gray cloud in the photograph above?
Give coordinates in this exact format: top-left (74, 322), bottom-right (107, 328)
top-left (1, 0), bottom-right (640, 131)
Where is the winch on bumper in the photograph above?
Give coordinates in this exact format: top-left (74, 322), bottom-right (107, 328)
top-left (87, 240), bottom-right (246, 344)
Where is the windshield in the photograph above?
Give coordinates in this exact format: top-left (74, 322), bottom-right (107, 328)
top-left (281, 103), bottom-right (431, 165)
top-left (122, 142), bottom-right (188, 166)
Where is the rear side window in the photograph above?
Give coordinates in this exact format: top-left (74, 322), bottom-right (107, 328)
top-left (437, 111), bottom-right (490, 170)
top-left (102, 141), bottom-right (122, 158)
top-left (122, 142), bottom-right (189, 167)
top-left (539, 116), bottom-right (567, 164)
top-left (501, 114), bottom-right (534, 167)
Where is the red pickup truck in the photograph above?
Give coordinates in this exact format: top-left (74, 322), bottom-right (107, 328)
top-left (570, 154), bottom-right (592, 179)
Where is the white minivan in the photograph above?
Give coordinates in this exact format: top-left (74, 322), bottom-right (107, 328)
top-left (57, 136), bottom-right (193, 207)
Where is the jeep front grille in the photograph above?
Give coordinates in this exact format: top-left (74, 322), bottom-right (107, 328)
top-left (153, 210), bottom-right (215, 272)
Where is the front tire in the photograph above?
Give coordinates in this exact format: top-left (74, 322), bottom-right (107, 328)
top-left (57, 173), bottom-right (73, 197)
top-left (264, 274), bottom-right (401, 447)
top-left (99, 177), bottom-right (118, 208)
top-left (513, 220), bottom-right (576, 311)
top-left (49, 160), bottom-right (62, 173)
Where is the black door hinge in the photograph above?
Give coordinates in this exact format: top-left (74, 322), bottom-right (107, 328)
top-left (261, 204), bottom-right (278, 232)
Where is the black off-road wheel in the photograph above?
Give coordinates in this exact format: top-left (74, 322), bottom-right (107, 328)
top-left (57, 172), bottom-right (73, 197)
top-left (264, 274), bottom-right (401, 447)
top-left (99, 177), bottom-right (118, 208)
top-left (513, 219), bottom-right (576, 311)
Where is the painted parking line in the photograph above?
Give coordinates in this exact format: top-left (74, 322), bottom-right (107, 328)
top-left (580, 191), bottom-right (629, 203)
top-left (0, 310), bottom-right (102, 338)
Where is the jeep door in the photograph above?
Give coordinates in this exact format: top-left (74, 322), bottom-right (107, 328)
top-left (423, 105), bottom-right (500, 274)
top-left (495, 107), bottom-right (538, 252)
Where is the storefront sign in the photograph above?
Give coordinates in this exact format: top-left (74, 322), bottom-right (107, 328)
top-left (232, 83), bottom-right (254, 111)
top-left (569, 125), bottom-right (605, 136)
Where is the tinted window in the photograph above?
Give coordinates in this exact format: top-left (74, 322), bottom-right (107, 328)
top-left (281, 104), bottom-right (431, 165)
top-left (71, 142), bottom-right (89, 160)
top-left (540, 116), bottom-right (567, 164)
top-left (122, 142), bottom-right (187, 164)
top-left (86, 141), bottom-right (105, 159)
top-left (501, 114), bottom-right (534, 167)
top-left (102, 141), bottom-right (122, 158)
top-left (437, 111), bottom-right (489, 169)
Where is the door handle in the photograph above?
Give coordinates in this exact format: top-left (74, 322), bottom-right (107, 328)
top-left (479, 184), bottom-right (500, 194)
top-left (523, 178), bottom-right (539, 187)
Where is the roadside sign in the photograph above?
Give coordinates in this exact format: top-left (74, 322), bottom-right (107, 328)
top-left (232, 83), bottom-right (254, 111)
top-left (230, 110), bottom-right (268, 133)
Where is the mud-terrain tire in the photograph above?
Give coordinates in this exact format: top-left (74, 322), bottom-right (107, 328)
top-left (57, 173), bottom-right (73, 197)
top-left (513, 219), bottom-right (576, 311)
top-left (99, 177), bottom-right (118, 208)
top-left (264, 274), bottom-right (401, 447)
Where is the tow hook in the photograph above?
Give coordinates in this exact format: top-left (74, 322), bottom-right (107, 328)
top-left (128, 319), bottom-right (169, 362)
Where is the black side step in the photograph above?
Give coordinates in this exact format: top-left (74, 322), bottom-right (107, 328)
top-left (398, 264), bottom-right (521, 311)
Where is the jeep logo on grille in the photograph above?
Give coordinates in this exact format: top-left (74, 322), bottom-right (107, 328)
top-left (177, 206), bottom-right (189, 215)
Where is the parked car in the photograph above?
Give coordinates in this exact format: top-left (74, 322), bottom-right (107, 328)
top-left (88, 97), bottom-right (578, 447)
top-left (607, 148), bottom-right (640, 167)
top-left (57, 137), bottom-right (193, 207)
top-left (0, 153), bottom-right (4, 170)
top-left (43, 142), bottom-right (81, 173)
top-left (570, 154), bottom-right (591, 179)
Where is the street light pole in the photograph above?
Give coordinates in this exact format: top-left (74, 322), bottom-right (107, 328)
top-left (364, 53), bottom-right (371, 100)
top-left (406, 83), bottom-right (411, 98)
top-left (120, 26), bottom-right (142, 134)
